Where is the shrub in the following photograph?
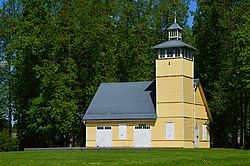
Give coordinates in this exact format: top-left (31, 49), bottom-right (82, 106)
top-left (0, 129), bottom-right (18, 151)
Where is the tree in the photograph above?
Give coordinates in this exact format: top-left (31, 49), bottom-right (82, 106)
top-left (0, 0), bottom-right (21, 135)
top-left (3, 0), bottom-right (191, 148)
top-left (193, 0), bottom-right (249, 148)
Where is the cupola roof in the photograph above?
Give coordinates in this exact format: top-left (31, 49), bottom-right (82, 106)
top-left (167, 22), bottom-right (183, 30)
top-left (153, 39), bottom-right (197, 51)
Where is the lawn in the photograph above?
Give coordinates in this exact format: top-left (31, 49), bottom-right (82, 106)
top-left (0, 148), bottom-right (249, 165)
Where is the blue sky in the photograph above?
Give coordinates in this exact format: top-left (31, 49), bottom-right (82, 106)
top-left (0, 0), bottom-right (197, 27)
top-left (0, 0), bottom-right (3, 7)
top-left (187, 0), bottom-right (197, 27)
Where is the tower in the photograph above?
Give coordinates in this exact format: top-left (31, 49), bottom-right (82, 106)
top-left (152, 19), bottom-right (198, 148)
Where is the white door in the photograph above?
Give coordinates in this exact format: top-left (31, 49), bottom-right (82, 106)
top-left (134, 125), bottom-right (151, 147)
top-left (96, 126), bottom-right (112, 147)
top-left (194, 125), bottom-right (199, 148)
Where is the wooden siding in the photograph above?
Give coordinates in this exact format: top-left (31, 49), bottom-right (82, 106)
top-left (156, 77), bottom-right (182, 103)
top-left (183, 77), bottom-right (193, 103)
top-left (184, 118), bottom-right (193, 141)
top-left (183, 59), bottom-right (193, 78)
top-left (157, 103), bottom-right (182, 117)
top-left (156, 59), bottom-right (182, 77)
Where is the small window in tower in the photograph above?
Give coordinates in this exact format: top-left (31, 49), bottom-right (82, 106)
top-left (176, 48), bottom-right (180, 57)
top-left (159, 49), bottom-right (165, 59)
top-left (167, 49), bottom-right (174, 57)
top-left (183, 49), bottom-right (186, 58)
top-left (184, 49), bottom-right (188, 59)
top-left (190, 53), bottom-right (193, 60)
top-left (171, 49), bottom-right (175, 57)
top-left (167, 49), bottom-right (171, 57)
top-left (187, 50), bottom-right (190, 59)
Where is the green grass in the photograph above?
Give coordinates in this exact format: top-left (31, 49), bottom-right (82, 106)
top-left (0, 149), bottom-right (249, 165)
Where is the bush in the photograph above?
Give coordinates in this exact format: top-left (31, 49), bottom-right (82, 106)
top-left (0, 129), bottom-right (18, 152)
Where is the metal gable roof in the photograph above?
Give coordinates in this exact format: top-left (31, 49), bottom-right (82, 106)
top-left (152, 40), bottom-right (197, 51)
top-left (167, 23), bottom-right (183, 30)
top-left (83, 81), bottom-right (156, 121)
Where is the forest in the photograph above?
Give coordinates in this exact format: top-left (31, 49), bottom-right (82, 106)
top-left (0, 0), bottom-right (249, 150)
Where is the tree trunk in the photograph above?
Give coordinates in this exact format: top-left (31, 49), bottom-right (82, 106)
top-left (244, 93), bottom-right (250, 149)
top-left (240, 93), bottom-right (244, 147)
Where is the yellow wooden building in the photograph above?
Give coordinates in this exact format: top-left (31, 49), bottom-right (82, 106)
top-left (83, 20), bottom-right (212, 148)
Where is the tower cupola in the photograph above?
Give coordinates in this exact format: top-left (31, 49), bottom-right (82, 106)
top-left (167, 17), bottom-right (183, 41)
top-left (153, 15), bottom-right (197, 60)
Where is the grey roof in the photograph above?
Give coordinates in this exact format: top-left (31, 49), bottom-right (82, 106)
top-left (153, 40), bottom-right (197, 51)
top-left (83, 81), bottom-right (156, 121)
top-left (167, 23), bottom-right (183, 30)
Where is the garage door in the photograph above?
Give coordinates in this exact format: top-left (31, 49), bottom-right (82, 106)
top-left (96, 126), bottom-right (112, 147)
top-left (134, 125), bottom-right (151, 147)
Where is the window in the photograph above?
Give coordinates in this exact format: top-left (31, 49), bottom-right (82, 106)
top-left (119, 124), bottom-right (126, 140)
top-left (167, 49), bottom-right (171, 57)
top-left (176, 48), bottom-right (180, 57)
top-left (202, 125), bottom-right (208, 140)
top-left (174, 30), bottom-right (177, 36)
top-left (143, 125), bottom-right (150, 129)
top-left (183, 49), bottom-right (188, 59)
top-left (190, 53), bottom-right (193, 60)
top-left (187, 50), bottom-right (190, 59)
top-left (135, 125), bottom-right (142, 129)
top-left (166, 122), bottom-right (174, 140)
top-left (159, 49), bottom-right (165, 59)
top-left (172, 49), bottom-right (176, 57)
top-left (167, 49), bottom-right (174, 57)
top-left (97, 126), bottom-right (104, 130)
top-left (135, 125), bottom-right (150, 130)
top-left (105, 126), bottom-right (111, 130)
top-left (97, 126), bottom-right (111, 130)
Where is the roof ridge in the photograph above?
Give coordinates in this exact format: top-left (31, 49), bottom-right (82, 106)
top-left (101, 81), bottom-right (153, 85)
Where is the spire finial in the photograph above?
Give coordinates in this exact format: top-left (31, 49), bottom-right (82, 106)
top-left (174, 11), bottom-right (177, 23)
